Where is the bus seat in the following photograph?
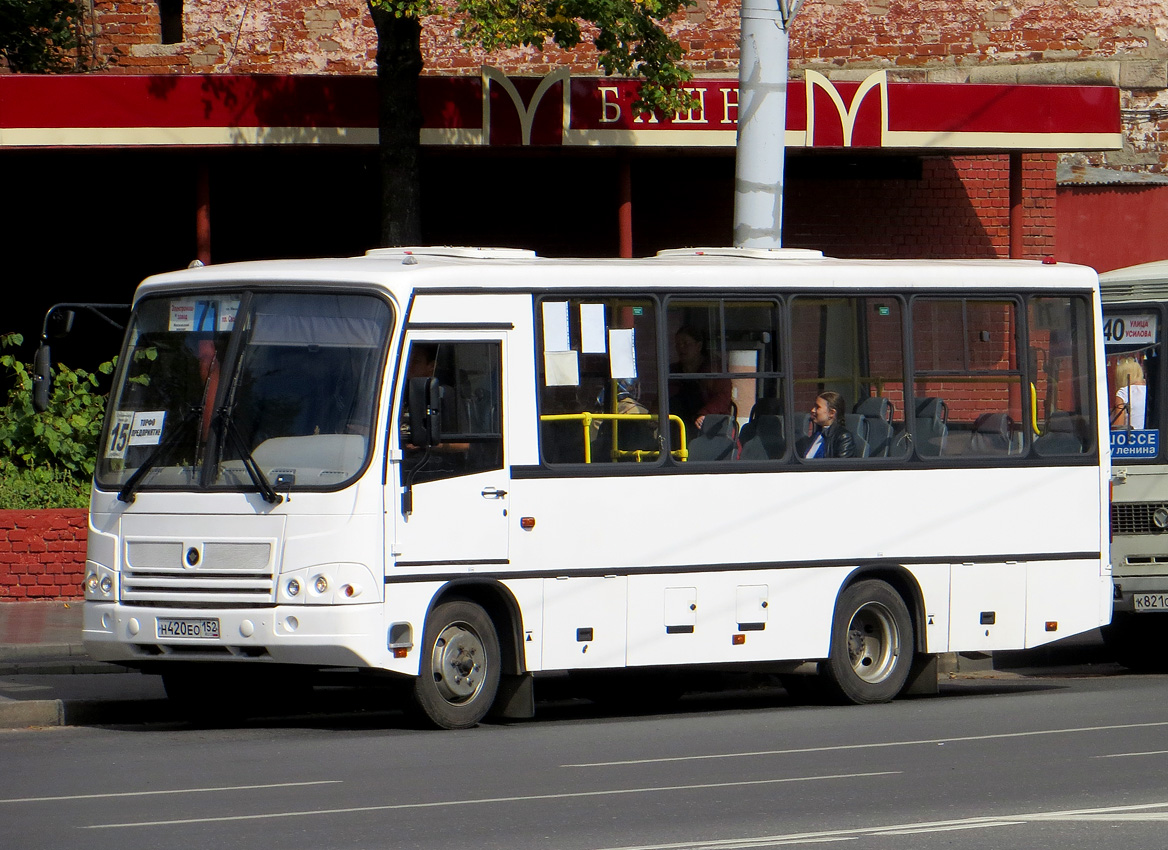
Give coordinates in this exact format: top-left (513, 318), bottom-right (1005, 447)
top-left (970, 412), bottom-right (1013, 455)
top-left (843, 416), bottom-right (871, 458)
top-left (855, 397), bottom-right (895, 457)
top-left (739, 397), bottom-right (783, 442)
top-left (1034, 411), bottom-right (1085, 456)
top-left (914, 397), bottom-right (948, 456)
top-left (687, 414), bottom-right (737, 462)
top-left (739, 414), bottom-right (786, 460)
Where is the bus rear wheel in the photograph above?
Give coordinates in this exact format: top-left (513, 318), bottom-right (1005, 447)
top-left (412, 601), bottom-right (501, 729)
top-left (821, 580), bottom-right (914, 705)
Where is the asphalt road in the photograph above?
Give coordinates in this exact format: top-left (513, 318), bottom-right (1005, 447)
top-left (3, 665), bottom-right (1168, 850)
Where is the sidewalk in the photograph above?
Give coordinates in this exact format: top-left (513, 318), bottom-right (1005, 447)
top-left (0, 601), bottom-right (169, 728)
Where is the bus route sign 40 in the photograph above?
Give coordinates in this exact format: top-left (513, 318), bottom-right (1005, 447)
top-left (1111, 429), bottom-right (1159, 458)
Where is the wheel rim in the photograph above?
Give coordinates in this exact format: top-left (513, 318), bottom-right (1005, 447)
top-left (430, 621), bottom-right (488, 704)
top-left (846, 602), bottom-right (901, 684)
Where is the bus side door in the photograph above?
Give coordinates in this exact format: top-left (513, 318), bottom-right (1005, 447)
top-left (391, 335), bottom-right (509, 566)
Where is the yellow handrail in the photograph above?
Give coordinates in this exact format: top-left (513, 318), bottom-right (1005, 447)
top-left (540, 412), bottom-right (688, 462)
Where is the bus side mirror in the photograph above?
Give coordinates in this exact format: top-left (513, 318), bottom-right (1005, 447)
top-left (407, 376), bottom-right (442, 449)
top-left (46, 309), bottom-right (76, 339)
top-left (32, 343), bottom-right (51, 413)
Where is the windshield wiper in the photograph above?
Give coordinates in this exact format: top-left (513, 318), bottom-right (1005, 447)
top-left (117, 409), bottom-right (201, 503)
top-left (217, 410), bottom-right (283, 505)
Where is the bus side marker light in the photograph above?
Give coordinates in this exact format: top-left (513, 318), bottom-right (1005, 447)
top-left (732, 634), bottom-right (746, 645)
top-left (1046, 621), bottom-right (1058, 632)
top-left (393, 647), bottom-right (410, 658)
top-left (520, 517), bottom-right (536, 530)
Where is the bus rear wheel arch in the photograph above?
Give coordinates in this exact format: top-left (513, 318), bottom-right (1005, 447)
top-left (821, 578), bottom-right (915, 704)
top-left (412, 600), bottom-right (502, 729)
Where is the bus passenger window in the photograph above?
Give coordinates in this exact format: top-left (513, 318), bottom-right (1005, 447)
top-left (912, 298), bottom-right (1023, 458)
top-left (790, 296), bottom-right (906, 460)
top-left (667, 298), bottom-right (782, 463)
top-left (537, 297), bottom-right (661, 465)
top-left (1031, 295), bottom-right (1096, 457)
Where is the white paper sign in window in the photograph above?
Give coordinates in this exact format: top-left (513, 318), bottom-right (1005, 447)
top-left (580, 303), bottom-right (607, 354)
top-left (608, 329), bottom-right (637, 379)
top-left (544, 350), bottom-right (580, 386)
top-left (542, 301), bottom-right (570, 352)
top-left (127, 411), bottom-right (167, 447)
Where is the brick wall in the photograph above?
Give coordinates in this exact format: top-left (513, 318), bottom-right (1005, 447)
top-left (0, 510), bottom-right (86, 601)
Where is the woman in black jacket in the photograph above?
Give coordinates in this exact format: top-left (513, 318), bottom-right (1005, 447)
top-left (797, 391), bottom-right (856, 459)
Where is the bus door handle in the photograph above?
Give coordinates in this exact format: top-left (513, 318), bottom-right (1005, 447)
top-left (481, 487), bottom-right (508, 500)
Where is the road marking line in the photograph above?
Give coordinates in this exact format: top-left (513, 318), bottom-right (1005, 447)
top-left (562, 721), bottom-right (1168, 767)
top-left (1094, 750), bottom-right (1168, 759)
top-left (82, 772), bottom-right (900, 829)
top-left (587, 801), bottom-right (1168, 849)
top-left (879, 821), bottom-right (1024, 835)
top-left (0, 780), bottom-right (341, 805)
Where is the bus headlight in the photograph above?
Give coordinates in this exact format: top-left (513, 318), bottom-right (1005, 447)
top-left (83, 562), bottom-right (116, 600)
top-left (278, 564), bottom-right (379, 604)
top-left (1154, 507), bottom-right (1168, 530)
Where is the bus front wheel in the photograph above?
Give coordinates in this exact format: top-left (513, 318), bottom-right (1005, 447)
top-left (412, 601), bottom-right (501, 729)
top-left (821, 580), bottom-right (914, 705)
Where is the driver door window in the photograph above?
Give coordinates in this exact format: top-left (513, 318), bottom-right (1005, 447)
top-left (400, 341), bottom-right (503, 484)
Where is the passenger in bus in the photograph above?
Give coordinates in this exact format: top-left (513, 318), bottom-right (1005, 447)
top-left (1112, 356), bottom-right (1146, 430)
top-left (796, 391), bottom-right (857, 459)
top-left (670, 325), bottom-right (733, 440)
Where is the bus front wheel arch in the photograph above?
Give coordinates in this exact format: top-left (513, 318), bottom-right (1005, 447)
top-left (820, 579), bottom-right (914, 705)
top-left (412, 600), bottom-right (502, 729)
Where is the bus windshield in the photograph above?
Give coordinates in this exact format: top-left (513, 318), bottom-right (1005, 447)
top-left (1103, 309), bottom-right (1160, 460)
top-left (95, 291), bottom-right (393, 495)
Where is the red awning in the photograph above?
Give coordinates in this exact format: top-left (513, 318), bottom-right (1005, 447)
top-left (0, 70), bottom-right (1122, 152)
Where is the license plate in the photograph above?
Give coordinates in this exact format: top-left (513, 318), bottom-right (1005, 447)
top-left (156, 617), bottom-right (221, 639)
top-left (1134, 594), bottom-right (1168, 612)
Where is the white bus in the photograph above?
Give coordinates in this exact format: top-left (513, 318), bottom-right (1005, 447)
top-left (76, 247), bottom-right (1111, 728)
top-left (1100, 259), bottom-right (1168, 667)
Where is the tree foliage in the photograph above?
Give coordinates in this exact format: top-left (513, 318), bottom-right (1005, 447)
top-left (372, 0), bottom-right (694, 112)
top-left (0, 0), bottom-right (91, 73)
top-left (0, 333), bottom-right (112, 508)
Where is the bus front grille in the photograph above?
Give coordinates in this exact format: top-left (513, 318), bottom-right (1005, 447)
top-left (1111, 503), bottom-right (1168, 536)
top-left (122, 540), bottom-right (276, 605)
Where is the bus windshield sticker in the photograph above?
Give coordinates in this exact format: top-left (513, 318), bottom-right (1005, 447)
top-left (542, 301), bottom-right (570, 352)
top-left (106, 411), bottom-right (134, 460)
top-left (127, 411), bottom-right (166, 447)
top-left (581, 303), bottom-right (607, 353)
top-left (608, 328), bottom-right (637, 379)
top-left (1111, 429), bottom-right (1158, 458)
top-left (168, 299), bottom-right (240, 333)
top-left (1104, 313), bottom-right (1158, 351)
top-left (544, 350), bottom-right (580, 386)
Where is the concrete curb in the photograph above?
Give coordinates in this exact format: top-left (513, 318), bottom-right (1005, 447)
top-left (0, 699), bottom-right (64, 728)
top-left (0, 643), bottom-right (87, 662)
top-left (0, 697), bottom-right (175, 729)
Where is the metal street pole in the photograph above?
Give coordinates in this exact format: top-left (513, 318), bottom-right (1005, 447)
top-left (734, 0), bottom-right (803, 248)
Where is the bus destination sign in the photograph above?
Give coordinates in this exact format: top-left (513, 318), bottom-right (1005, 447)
top-left (1112, 429), bottom-right (1159, 458)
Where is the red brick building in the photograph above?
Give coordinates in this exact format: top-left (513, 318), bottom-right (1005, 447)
top-left (1, 0), bottom-right (1164, 339)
